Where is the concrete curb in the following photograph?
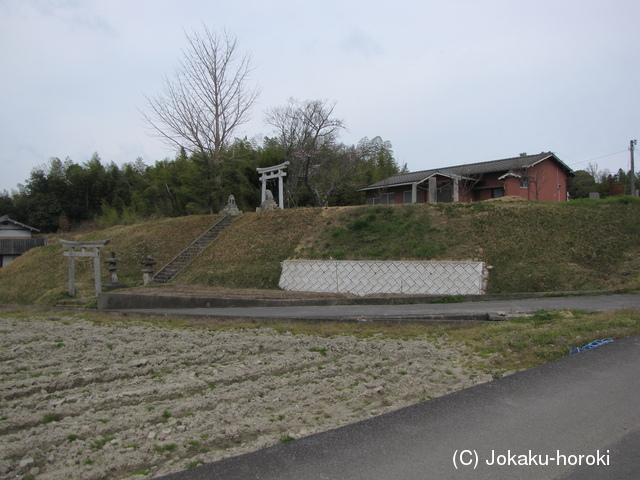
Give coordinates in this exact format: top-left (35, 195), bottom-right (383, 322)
top-left (96, 290), bottom-right (609, 311)
top-left (114, 309), bottom-right (504, 323)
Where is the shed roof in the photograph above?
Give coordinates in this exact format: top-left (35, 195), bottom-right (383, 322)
top-left (0, 215), bottom-right (40, 232)
top-left (361, 152), bottom-right (572, 191)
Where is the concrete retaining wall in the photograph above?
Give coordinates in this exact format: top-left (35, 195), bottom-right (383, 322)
top-left (279, 260), bottom-right (488, 296)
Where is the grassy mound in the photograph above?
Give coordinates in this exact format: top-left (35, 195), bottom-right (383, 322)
top-left (287, 199), bottom-right (640, 293)
top-left (0, 216), bottom-right (218, 305)
top-left (1, 198), bottom-right (640, 305)
top-left (178, 208), bottom-right (322, 289)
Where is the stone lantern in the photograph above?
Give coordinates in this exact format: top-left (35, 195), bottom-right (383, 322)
top-left (104, 251), bottom-right (121, 285)
top-left (141, 255), bottom-right (157, 285)
top-left (221, 194), bottom-right (243, 216)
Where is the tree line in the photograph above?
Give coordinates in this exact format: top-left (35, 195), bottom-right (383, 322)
top-left (568, 164), bottom-right (639, 199)
top-left (1, 26), bottom-right (405, 232)
top-left (1, 141), bottom-right (634, 233)
top-left (0, 133), bottom-right (403, 233)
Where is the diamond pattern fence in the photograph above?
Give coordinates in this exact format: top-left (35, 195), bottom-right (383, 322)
top-left (279, 260), bottom-right (488, 296)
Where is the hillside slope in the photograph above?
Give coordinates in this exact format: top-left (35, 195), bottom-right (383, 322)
top-left (0, 216), bottom-right (218, 305)
top-left (1, 199), bottom-right (639, 305)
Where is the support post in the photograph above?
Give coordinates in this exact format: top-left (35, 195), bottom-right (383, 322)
top-left (429, 177), bottom-right (437, 203)
top-left (93, 255), bottom-right (102, 295)
top-left (67, 250), bottom-right (75, 296)
top-left (631, 140), bottom-right (637, 197)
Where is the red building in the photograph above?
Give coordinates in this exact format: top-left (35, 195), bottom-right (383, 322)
top-left (361, 152), bottom-right (573, 205)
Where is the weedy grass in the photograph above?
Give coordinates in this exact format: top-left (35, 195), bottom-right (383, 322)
top-left (296, 204), bottom-right (452, 260)
top-left (154, 443), bottom-right (177, 453)
top-left (179, 208), bottom-right (322, 289)
top-left (442, 308), bottom-right (640, 372)
top-left (2, 199), bottom-right (640, 305)
top-left (42, 412), bottom-right (63, 424)
top-left (279, 434), bottom-right (295, 443)
top-left (470, 199), bottom-right (640, 293)
top-left (0, 215), bottom-right (216, 305)
top-left (91, 435), bottom-right (115, 450)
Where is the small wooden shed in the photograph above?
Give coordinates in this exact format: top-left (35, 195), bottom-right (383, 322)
top-left (0, 215), bottom-right (46, 267)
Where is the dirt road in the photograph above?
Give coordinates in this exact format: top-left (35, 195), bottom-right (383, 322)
top-left (0, 314), bottom-right (492, 479)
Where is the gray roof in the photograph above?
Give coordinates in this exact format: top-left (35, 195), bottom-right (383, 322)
top-left (361, 152), bottom-right (572, 191)
top-left (0, 215), bottom-right (40, 232)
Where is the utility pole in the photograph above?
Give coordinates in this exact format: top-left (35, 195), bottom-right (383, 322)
top-left (631, 140), bottom-right (637, 197)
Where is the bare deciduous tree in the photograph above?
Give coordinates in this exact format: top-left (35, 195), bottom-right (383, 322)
top-left (265, 98), bottom-right (348, 206)
top-left (142, 26), bottom-right (260, 168)
top-left (511, 164), bottom-right (549, 201)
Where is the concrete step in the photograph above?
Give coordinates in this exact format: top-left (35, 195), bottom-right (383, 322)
top-left (150, 215), bottom-right (235, 284)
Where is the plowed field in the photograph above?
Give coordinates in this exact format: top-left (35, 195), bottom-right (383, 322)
top-left (0, 314), bottom-right (491, 479)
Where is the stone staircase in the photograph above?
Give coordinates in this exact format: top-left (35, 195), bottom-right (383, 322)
top-left (151, 215), bottom-right (234, 284)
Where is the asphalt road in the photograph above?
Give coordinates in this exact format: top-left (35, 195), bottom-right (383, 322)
top-left (157, 333), bottom-right (640, 480)
top-left (122, 294), bottom-right (640, 321)
top-left (147, 295), bottom-right (640, 480)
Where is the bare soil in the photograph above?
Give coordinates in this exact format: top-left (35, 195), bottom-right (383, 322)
top-left (0, 314), bottom-right (492, 480)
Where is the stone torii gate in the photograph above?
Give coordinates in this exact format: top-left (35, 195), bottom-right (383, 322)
top-left (256, 161), bottom-right (290, 209)
top-left (60, 239), bottom-right (110, 296)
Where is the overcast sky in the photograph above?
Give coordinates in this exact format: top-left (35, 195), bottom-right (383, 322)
top-left (1, 0), bottom-right (639, 193)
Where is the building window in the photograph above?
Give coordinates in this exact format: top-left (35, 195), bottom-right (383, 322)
top-left (520, 178), bottom-right (529, 189)
top-left (492, 188), bottom-right (505, 198)
top-left (367, 193), bottom-right (395, 205)
top-left (382, 193), bottom-right (395, 204)
top-left (404, 190), bottom-right (413, 204)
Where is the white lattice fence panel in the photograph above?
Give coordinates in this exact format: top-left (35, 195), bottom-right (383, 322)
top-left (279, 260), bottom-right (487, 296)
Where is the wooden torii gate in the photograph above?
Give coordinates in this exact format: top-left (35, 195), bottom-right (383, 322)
top-left (60, 239), bottom-right (110, 296)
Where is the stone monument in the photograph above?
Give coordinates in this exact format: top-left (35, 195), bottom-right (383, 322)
top-left (256, 189), bottom-right (278, 212)
top-left (221, 195), bottom-right (243, 216)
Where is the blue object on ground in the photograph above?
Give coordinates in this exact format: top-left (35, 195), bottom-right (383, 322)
top-left (570, 338), bottom-right (614, 355)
